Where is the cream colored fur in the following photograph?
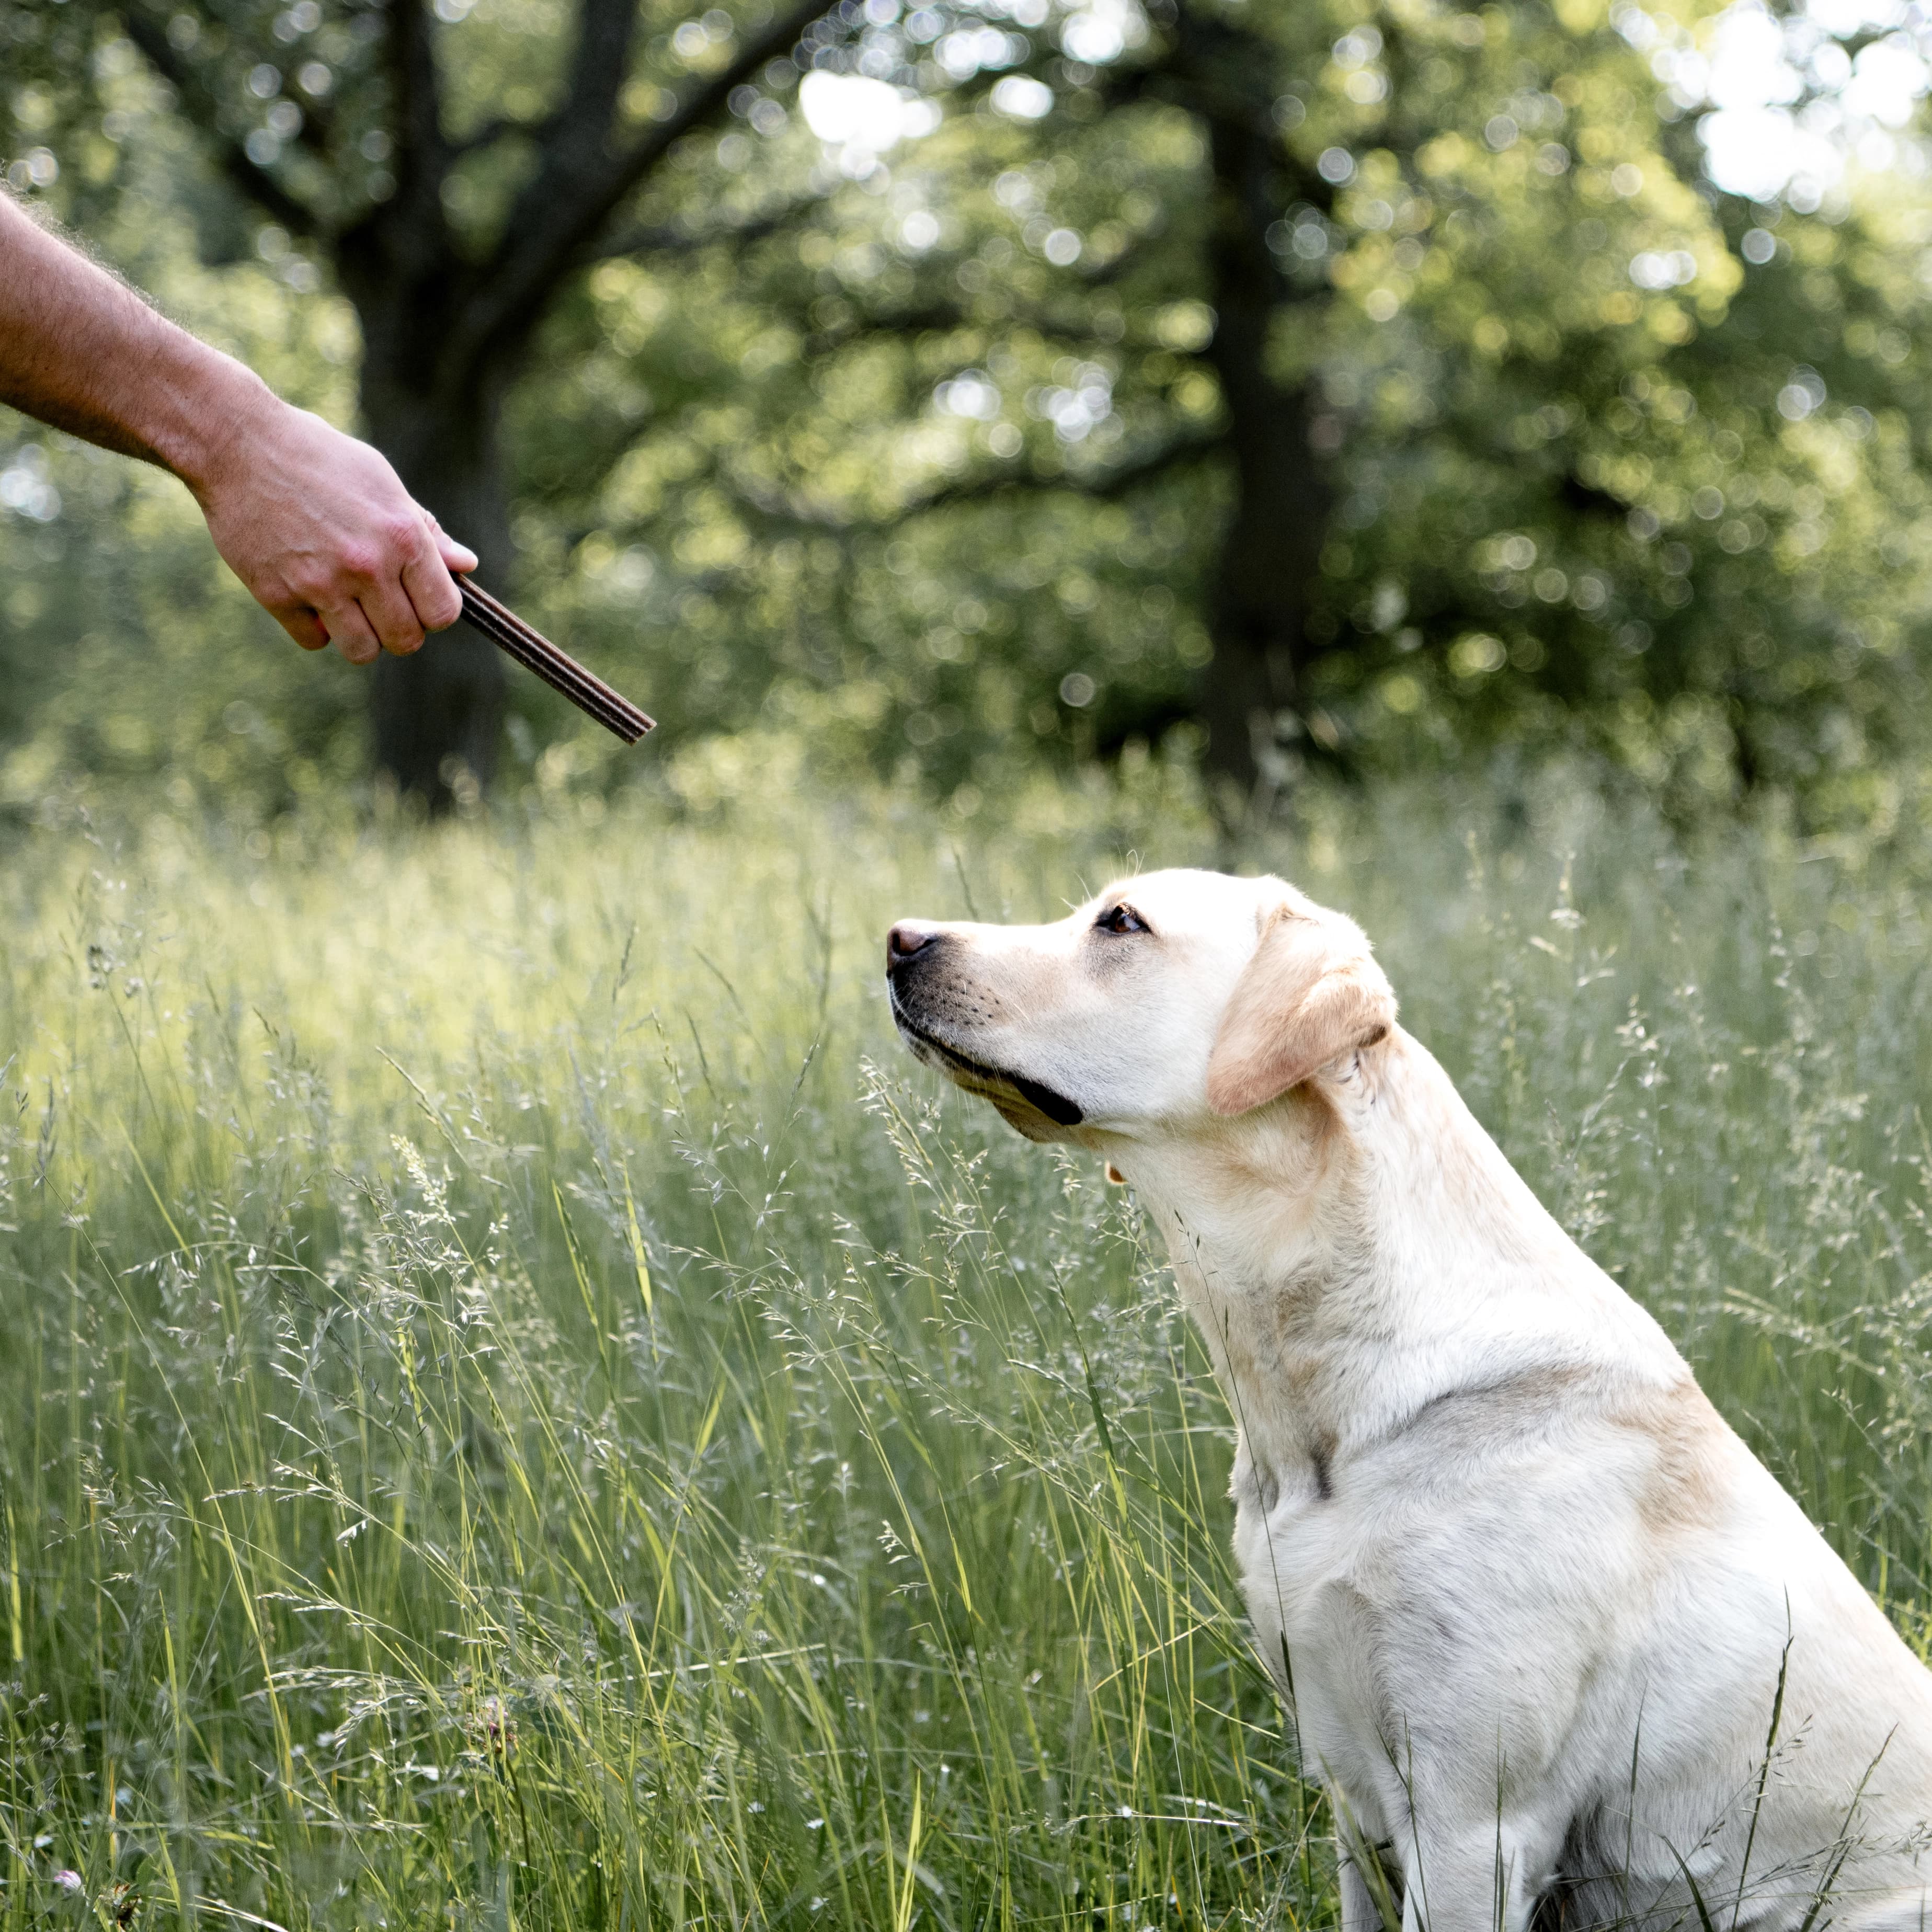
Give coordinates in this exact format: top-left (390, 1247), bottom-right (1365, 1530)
top-left (885, 866), bottom-right (1932, 1932)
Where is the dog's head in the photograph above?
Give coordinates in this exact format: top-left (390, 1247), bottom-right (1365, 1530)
top-left (884, 868), bottom-right (1396, 1147)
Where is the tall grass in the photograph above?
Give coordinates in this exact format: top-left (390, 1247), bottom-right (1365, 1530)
top-left (5, 765), bottom-right (1932, 1931)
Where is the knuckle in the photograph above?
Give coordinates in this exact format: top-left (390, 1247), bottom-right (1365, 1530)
top-left (337, 541), bottom-right (384, 583)
top-left (376, 513), bottom-right (423, 556)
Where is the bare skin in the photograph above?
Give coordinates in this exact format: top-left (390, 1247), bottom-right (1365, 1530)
top-left (0, 190), bottom-right (475, 665)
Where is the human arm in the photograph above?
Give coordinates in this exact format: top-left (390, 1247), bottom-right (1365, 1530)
top-left (0, 190), bottom-right (475, 663)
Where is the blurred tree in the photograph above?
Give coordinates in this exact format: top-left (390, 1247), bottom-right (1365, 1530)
top-left (6, 0), bottom-right (1932, 825)
top-left (0, 0), bottom-right (834, 807)
top-left (699, 0), bottom-right (1932, 807)
top-left (595, 0), bottom-right (1932, 814)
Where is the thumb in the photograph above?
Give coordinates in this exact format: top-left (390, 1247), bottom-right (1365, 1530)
top-left (418, 506), bottom-right (478, 575)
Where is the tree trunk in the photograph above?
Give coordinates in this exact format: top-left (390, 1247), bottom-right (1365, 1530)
top-left (119, 0), bottom-right (834, 806)
top-left (1197, 352), bottom-right (1329, 798)
top-left (341, 232), bottom-right (511, 811)
top-left (363, 387), bottom-right (510, 811)
top-left (1186, 26), bottom-right (1334, 802)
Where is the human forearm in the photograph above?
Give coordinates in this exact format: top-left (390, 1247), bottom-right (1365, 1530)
top-left (0, 188), bottom-right (271, 491)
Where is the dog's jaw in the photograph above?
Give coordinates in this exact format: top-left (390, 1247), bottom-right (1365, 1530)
top-left (887, 991), bottom-right (1086, 1133)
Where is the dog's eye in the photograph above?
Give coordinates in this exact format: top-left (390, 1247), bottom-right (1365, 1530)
top-left (1096, 904), bottom-right (1148, 935)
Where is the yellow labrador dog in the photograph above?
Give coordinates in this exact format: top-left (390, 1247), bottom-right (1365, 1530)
top-left (885, 867), bottom-right (1932, 1931)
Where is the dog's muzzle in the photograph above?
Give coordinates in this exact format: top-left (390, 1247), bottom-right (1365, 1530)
top-left (884, 925), bottom-right (1084, 1127)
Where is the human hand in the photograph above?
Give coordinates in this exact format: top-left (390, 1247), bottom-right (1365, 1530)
top-left (0, 193), bottom-right (473, 661)
top-left (191, 392), bottom-right (477, 665)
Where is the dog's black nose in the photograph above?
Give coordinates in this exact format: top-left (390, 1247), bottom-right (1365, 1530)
top-left (887, 921), bottom-right (941, 973)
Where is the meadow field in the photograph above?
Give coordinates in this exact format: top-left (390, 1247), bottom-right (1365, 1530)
top-left (7, 763), bottom-right (1932, 1932)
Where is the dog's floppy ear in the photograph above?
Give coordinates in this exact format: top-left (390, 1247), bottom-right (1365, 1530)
top-left (1205, 902), bottom-right (1397, 1116)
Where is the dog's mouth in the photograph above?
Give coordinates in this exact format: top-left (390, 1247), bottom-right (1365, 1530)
top-left (889, 992), bottom-right (1084, 1127)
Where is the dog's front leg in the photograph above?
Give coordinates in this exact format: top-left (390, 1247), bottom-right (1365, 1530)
top-left (1340, 1841), bottom-right (1394, 1932)
top-left (1396, 1825), bottom-right (1540, 1932)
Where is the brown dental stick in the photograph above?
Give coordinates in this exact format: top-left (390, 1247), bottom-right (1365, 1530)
top-left (458, 578), bottom-right (655, 745)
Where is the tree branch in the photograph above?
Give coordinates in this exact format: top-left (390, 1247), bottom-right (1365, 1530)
top-left (119, 12), bottom-right (325, 237)
top-left (792, 220), bottom-right (1159, 353)
top-left (902, 426), bottom-right (1222, 516)
top-left (448, 113), bottom-right (539, 157)
top-left (587, 189), bottom-right (823, 262)
top-left (725, 426), bottom-right (1224, 531)
top-left (460, 0), bottom-right (834, 371)
top-left (806, 292), bottom-right (1160, 358)
top-left (596, 0), bottom-right (834, 211)
top-left (805, 298), bottom-right (979, 355)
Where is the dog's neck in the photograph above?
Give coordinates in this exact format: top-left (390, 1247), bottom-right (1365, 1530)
top-left (1117, 1027), bottom-right (1685, 1480)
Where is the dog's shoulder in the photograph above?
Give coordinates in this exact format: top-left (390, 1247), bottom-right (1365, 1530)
top-left (1356, 1357), bottom-right (1737, 1542)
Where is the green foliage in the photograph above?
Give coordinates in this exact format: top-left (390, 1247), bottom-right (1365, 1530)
top-left (522, 0), bottom-right (1932, 804)
top-left (7, 774), bottom-right (1932, 1926)
top-left (1320, 97), bottom-right (1932, 814)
